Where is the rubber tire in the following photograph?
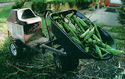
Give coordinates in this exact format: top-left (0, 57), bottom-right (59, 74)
top-left (9, 40), bottom-right (23, 58)
top-left (53, 53), bottom-right (79, 72)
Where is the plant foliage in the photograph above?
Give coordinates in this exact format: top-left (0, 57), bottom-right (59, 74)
top-left (117, 0), bottom-right (125, 24)
top-left (75, 0), bottom-right (92, 8)
top-left (32, 0), bottom-right (47, 12)
top-left (12, 1), bottom-right (25, 9)
top-left (12, 0), bottom-right (93, 11)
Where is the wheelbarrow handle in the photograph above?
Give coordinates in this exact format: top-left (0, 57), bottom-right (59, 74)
top-left (35, 10), bottom-right (54, 18)
top-left (35, 10), bottom-right (55, 43)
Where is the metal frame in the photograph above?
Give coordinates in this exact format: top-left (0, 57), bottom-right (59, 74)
top-left (7, 9), bottom-right (67, 57)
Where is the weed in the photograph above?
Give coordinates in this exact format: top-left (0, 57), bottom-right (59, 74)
top-left (116, 41), bottom-right (125, 50)
top-left (81, 11), bottom-right (87, 15)
top-left (110, 26), bottom-right (125, 33)
top-left (89, 7), bottom-right (94, 11)
top-left (96, 23), bottom-right (107, 28)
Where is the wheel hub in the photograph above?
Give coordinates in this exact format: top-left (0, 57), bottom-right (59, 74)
top-left (10, 44), bottom-right (17, 56)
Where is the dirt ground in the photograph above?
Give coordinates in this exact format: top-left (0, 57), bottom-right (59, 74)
top-left (0, 2), bottom-right (15, 7)
top-left (9, 49), bottom-right (124, 79)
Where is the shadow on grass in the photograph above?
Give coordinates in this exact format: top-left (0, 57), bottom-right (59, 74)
top-left (0, 36), bottom-right (79, 79)
top-left (0, 37), bottom-right (12, 78)
top-left (0, 36), bottom-right (58, 79)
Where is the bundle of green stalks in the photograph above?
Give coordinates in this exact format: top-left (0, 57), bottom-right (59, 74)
top-left (53, 12), bottom-right (123, 59)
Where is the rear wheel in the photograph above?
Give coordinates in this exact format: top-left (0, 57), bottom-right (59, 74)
top-left (53, 53), bottom-right (79, 72)
top-left (9, 40), bottom-right (23, 58)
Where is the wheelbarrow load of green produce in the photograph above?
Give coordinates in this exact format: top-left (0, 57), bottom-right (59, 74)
top-left (49, 9), bottom-right (123, 60)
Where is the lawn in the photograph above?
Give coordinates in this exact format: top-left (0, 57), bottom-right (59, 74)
top-left (0, 5), bottom-right (125, 79)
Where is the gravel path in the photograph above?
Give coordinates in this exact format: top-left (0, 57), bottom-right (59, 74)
top-left (84, 8), bottom-right (123, 26)
top-left (0, 2), bottom-right (15, 7)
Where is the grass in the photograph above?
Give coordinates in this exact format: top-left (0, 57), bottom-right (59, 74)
top-left (97, 23), bottom-right (125, 50)
top-left (41, 16), bottom-right (51, 38)
top-left (0, 5), bottom-right (12, 47)
top-left (0, 5), bottom-right (13, 78)
top-left (0, 6), bottom-right (12, 18)
top-left (89, 7), bottom-right (94, 11)
top-left (102, 26), bottom-right (125, 40)
top-left (0, 4), bottom-right (125, 79)
top-left (0, 5), bottom-right (11, 49)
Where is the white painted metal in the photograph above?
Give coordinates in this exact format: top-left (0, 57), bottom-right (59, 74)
top-left (110, 0), bottom-right (122, 4)
top-left (10, 43), bottom-right (17, 56)
top-left (17, 8), bottom-right (41, 24)
top-left (6, 21), bottom-right (25, 43)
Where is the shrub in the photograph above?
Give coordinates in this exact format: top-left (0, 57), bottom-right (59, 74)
top-left (12, 0), bottom-right (32, 9)
top-left (67, 0), bottom-right (75, 8)
top-left (12, 0), bottom-right (47, 12)
top-left (48, 0), bottom-right (64, 5)
top-left (12, 1), bottom-right (25, 9)
top-left (12, 0), bottom-right (93, 12)
top-left (117, 0), bottom-right (125, 24)
top-left (75, 0), bottom-right (92, 9)
top-left (32, 0), bottom-right (47, 12)
top-left (89, 7), bottom-right (94, 11)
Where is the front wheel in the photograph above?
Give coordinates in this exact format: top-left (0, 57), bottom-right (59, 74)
top-left (53, 53), bottom-right (79, 72)
top-left (9, 40), bottom-right (23, 58)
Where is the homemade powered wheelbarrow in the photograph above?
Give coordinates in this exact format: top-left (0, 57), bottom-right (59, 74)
top-left (6, 8), bottom-right (116, 71)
